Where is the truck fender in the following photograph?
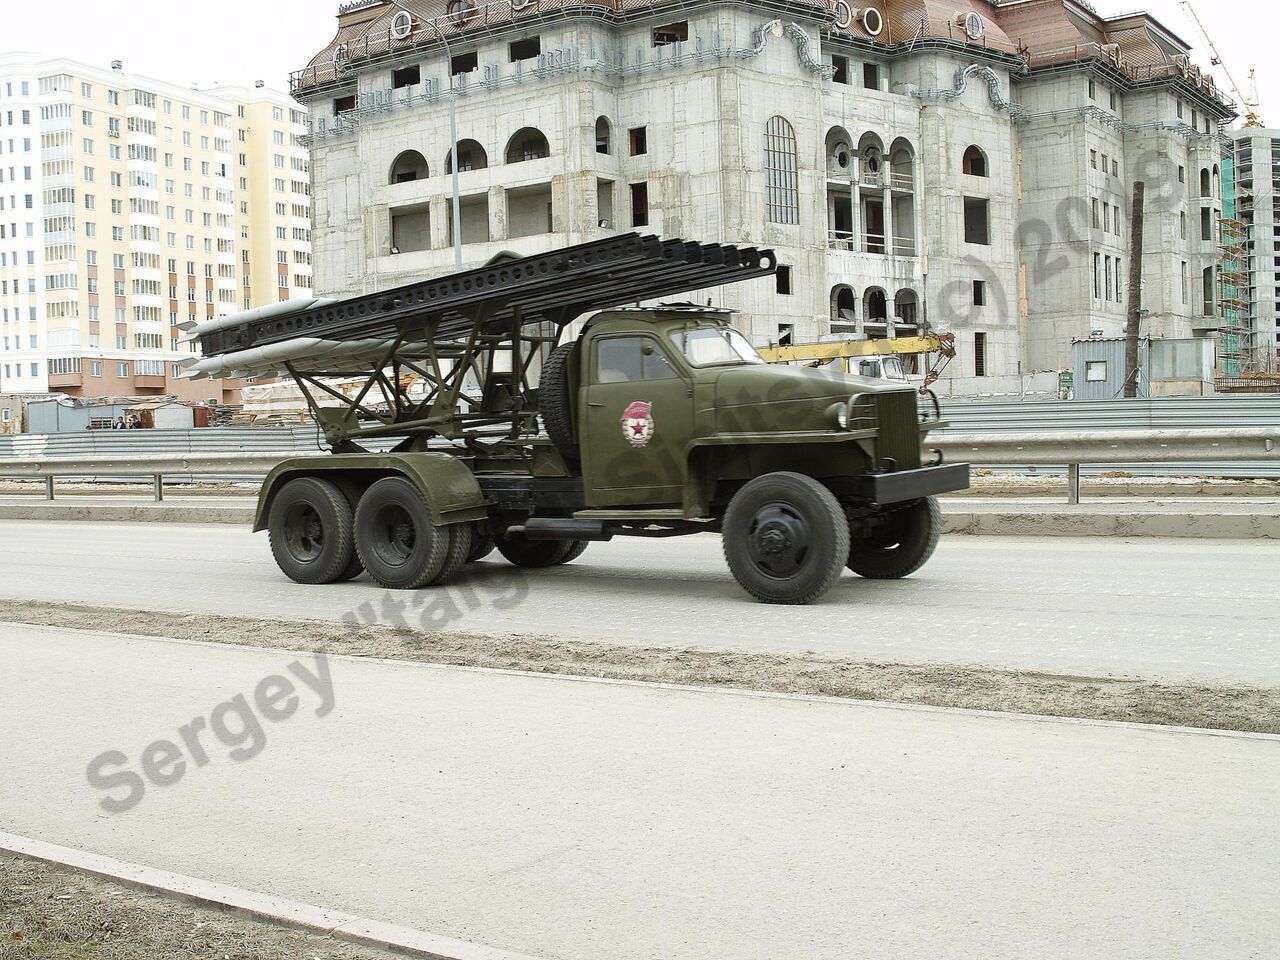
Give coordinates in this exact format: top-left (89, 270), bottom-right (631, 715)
top-left (253, 453), bottom-right (489, 532)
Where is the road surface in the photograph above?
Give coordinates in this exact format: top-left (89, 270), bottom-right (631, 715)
top-left (1, 520), bottom-right (1277, 684)
top-left (3, 623), bottom-right (1277, 960)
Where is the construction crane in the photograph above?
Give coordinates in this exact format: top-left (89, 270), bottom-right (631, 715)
top-left (1179, 0), bottom-right (1263, 127)
top-left (758, 334), bottom-right (957, 391)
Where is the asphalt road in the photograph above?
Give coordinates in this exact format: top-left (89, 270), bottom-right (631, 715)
top-left (5, 624), bottom-right (1277, 960)
top-left (1, 520), bottom-right (1276, 684)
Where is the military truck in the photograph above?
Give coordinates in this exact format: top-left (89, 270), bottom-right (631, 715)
top-left (185, 235), bottom-right (968, 604)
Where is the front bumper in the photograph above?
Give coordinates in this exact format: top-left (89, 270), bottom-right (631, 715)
top-left (850, 462), bottom-right (971, 506)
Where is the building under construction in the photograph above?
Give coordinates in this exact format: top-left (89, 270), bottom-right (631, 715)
top-left (1230, 127), bottom-right (1280, 373)
top-left (290, 0), bottom-right (1239, 397)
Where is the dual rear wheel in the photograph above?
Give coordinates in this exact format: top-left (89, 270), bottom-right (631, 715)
top-left (268, 476), bottom-right (590, 587)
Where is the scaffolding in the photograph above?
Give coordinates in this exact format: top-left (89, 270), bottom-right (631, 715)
top-left (1218, 215), bottom-right (1248, 378)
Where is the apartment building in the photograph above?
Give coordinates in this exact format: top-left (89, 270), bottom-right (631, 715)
top-left (1230, 127), bottom-right (1280, 369)
top-left (0, 54), bottom-right (312, 402)
top-left (290, 0), bottom-right (1234, 394)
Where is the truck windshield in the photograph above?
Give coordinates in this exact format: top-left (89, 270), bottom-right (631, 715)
top-left (677, 327), bottom-right (766, 367)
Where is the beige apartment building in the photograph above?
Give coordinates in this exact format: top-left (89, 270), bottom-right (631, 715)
top-left (0, 53), bottom-right (312, 403)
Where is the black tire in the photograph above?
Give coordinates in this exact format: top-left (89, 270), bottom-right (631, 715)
top-left (330, 477), bottom-right (366, 582)
top-left (847, 496), bottom-right (942, 580)
top-left (496, 531), bottom-right (573, 568)
top-left (539, 342), bottom-right (579, 463)
top-left (721, 472), bottom-right (849, 605)
top-left (432, 522), bottom-right (473, 586)
top-left (556, 540), bottom-right (589, 564)
top-left (467, 522), bottom-right (496, 562)
top-left (267, 477), bottom-right (358, 585)
top-left (354, 477), bottom-right (451, 589)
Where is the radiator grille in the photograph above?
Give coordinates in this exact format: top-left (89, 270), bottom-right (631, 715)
top-left (874, 390), bottom-right (922, 470)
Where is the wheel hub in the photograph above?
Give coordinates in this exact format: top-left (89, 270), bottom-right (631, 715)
top-left (746, 503), bottom-right (809, 578)
top-left (373, 505), bottom-right (418, 565)
top-left (284, 504), bottom-right (325, 563)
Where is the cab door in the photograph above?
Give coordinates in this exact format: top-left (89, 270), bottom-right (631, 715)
top-left (581, 333), bottom-right (694, 507)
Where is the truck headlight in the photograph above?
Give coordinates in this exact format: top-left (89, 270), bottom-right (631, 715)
top-left (828, 401), bottom-right (849, 430)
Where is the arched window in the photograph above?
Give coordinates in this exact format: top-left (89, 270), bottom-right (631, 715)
top-left (505, 127), bottom-right (549, 164)
top-left (1200, 168), bottom-right (1211, 198)
top-left (962, 145), bottom-right (988, 177)
top-left (595, 117), bottom-right (611, 155)
top-left (764, 116), bottom-right (799, 225)
top-left (389, 149), bottom-right (429, 184)
top-left (1212, 164), bottom-right (1221, 198)
top-left (825, 126), bottom-right (853, 179)
top-left (864, 287), bottom-right (888, 323)
top-left (445, 139), bottom-right (488, 173)
top-left (831, 285), bottom-right (856, 323)
top-left (894, 289), bottom-right (919, 327)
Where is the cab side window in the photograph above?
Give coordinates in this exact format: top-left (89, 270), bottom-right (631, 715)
top-left (594, 337), bottom-right (679, 383)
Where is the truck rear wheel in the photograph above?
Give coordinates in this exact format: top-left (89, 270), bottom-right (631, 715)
top-left (557, 540), bottom-right (589, 564)
top-left (268, 477), bottom-right (358, 585)
top-left (467, 522), bottom-right (496, 562)
top-left (496, 531), bottom-right (573, 568)
top-left (330, 477), bottom-right (366, 582)
top-left (847, 496), bottom-right (942, 580)
top-left (722, 472), bottom-right (849, 605)
top-left (433, 521), bottom-right (472, 586)
top-left (354, 477), bottom-right (450, 589)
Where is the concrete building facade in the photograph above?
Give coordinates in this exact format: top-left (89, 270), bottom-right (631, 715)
top-left (1230, 126), bottom-right (1280, 370)
top-left (291, 0), bottom-right (1235, 395)
top-left (0, 54), bottom-right (313, 402)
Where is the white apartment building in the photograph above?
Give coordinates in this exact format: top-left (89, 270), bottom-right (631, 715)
top-left (0, 54), bottom-right (313, 402)
top-left (291, 0), bottom-right (1234, 395)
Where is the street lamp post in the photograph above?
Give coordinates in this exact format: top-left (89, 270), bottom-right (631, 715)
top-left (390, 0), bottom-right (462, 271)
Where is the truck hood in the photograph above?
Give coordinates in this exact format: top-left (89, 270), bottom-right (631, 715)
top-left (713, 364), bottom-right (913, 434)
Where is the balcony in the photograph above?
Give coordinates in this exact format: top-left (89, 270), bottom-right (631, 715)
top-left (827, 229), bottom-right (857, 252)
top-left (133, 374), bottom-right (166, 390)
top-left (48, 372), bottom-right (82, 389)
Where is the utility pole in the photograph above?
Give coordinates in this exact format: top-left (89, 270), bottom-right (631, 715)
top-left (1124, 181), bottom-right (1145, 399)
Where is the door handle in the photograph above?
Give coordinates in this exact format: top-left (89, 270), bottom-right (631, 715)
top-left (587, 401), bottom-right (605, 408)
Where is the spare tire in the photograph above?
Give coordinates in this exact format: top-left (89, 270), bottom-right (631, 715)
top-left (540, 342), bottom-right (579, 463)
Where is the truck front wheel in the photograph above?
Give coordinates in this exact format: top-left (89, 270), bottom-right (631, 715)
top-left (722, 472), bottom-right (849, 604)
top-left (354, 477), bottom-right (451, 589)
top-left (267, 477), bottom-right (358, 585)
top-left (846, 496), bottom-right (942, 580)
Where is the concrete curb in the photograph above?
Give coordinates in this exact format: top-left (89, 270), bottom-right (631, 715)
top-left (0, 502), bottom-right (254, 524)
top-left (944, 511), bottom-right (1280, 539)
top-left (0, 831), bottom-right (546, 960)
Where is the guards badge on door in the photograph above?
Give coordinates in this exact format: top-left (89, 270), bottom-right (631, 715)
top-left (621, 400), bottom-right (655, 448)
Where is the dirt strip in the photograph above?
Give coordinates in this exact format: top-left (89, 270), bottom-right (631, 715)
top-left (0, 855), bottom-right (398, 960)
top-left (2, 597), bottom-right (1276, 734)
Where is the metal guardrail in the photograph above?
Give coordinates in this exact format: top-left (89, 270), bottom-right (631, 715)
top-left (0, 429), bottom-right (1276, 506)
top-left (932, 429), bottom-right (1280, 503)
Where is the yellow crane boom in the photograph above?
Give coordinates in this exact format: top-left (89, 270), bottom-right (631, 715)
top-left (757, 335), bottom-right (952, 364)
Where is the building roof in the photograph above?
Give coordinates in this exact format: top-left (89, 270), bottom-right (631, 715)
top-left (294, 0), bottom-right (1022, 93)
top-left (293, 0), bottom-right (1230, 114)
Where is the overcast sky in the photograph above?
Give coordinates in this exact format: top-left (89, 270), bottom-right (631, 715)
top-left (4, 0), bottom-right (1275, 124)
